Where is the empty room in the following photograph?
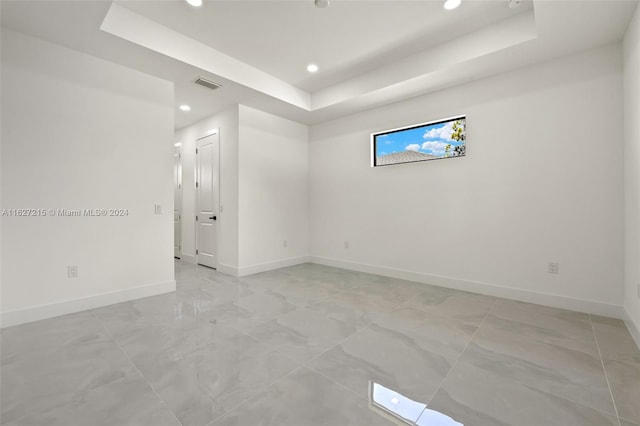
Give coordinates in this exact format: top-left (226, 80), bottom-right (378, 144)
top-left (1, 0), bottom-right (639, 425)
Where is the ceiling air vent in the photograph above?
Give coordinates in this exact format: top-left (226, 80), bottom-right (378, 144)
top-left (194, 77), bottom-right (222, 91)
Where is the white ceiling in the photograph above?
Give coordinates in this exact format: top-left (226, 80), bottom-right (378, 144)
top-left (1, 0), bottom-right (638, 130)
top-left (116, 0), bottom-right (531, 92)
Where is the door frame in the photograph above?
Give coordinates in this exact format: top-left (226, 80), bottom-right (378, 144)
top-left (195, 129), bottom-right (220, 269)
top-left (174, 144), bottom-right (182, 259)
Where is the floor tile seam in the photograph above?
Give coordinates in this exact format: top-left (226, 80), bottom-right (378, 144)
top-left (93, 319), bottom-right (201, 346)
top-left (371, 303), bottom-right (482, 334)
top-left (204, 363), bottom-right (312, 426)
top-left (209, 330), bottom-right (306, 367)
top-left (201, 363), bottom-right (303, 426)
top-left (306, 302), bottom-right (406, 324)
top-left (303, 362), bottom-right (440, 426)
top-left (214, 319), bottom-right (314, 367)
top-left (247, 293), bottom-right (378, 341)
top-left (349, 295), bottom-right (500, 413)
top-left (339, 288), bottom-right (416, 310)
top-left (291, 288), bottom-right (351, 309)
top-left (392, 281), bottom-right (448, 309)
top-left (589, 314), bottom-right (622, 426)
top-left (218, 318), bottom-right (272, 341)
top-left (597, 353), bottom-right (640, 371)
top-left (297, 289), bottom-right (350, 309)
top-left (297, 322), bottom-right (377, 367)
top-left (411, 407), bottom-right (430, 426)
top-left (423, 298), bottom-right (499, 406)
top-left (224, 306), bottom-right (293, 329)
top-left (418, 364), bottom-right (625, 423)
top-left (450, 343), bottom-right (622, 417)
top-left (514, 379), bottom-right (624, 420)
top-left (591, 320), bottom-right (630, 333)
top-left (217, 320), bottom-right (272, 342)
top-left (169, 321), bottom-right (287, 363)
top-left (458, 313), bottom-right (619, 417)
top-left (619, 415), bottom-right (640, 425)
top-left (181, 282), bottom-right (256, 300)
top-left (89, 311), bottom-right (185, 426)
top-left (95, 315), bottom-right (210, 350)
top-left (413, 297), bottom-right (536, 426)
top-left (318, 363), bottom-right (435, 426)
top-left (472, 320), bottom-right (603, 359)
top-left (488, 311), bottom-right (596, 336)
top-left (392, 299), bottom-right (494, 327)
top-left (258, 287), bottom-right (306, 304)
top-left (590, 327), bottom-right (640, 358)
top-left (297, 289), bottom-right (390, 312)
top-left (150, 335), bottom-right (244, 366)
top-left (300, 317), bottom-right (456, 426)
top-left (0, 392), bottom-right (89, 426)
top-left (303, 363), bottom-right (375, 406)
top-left (365, 324), bottom-right (467, 363)
top-left (367, 311), bottom-right (486, 366)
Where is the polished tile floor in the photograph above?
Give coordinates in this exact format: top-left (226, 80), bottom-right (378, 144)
top-left (2, 261), bottom-right (639, 426)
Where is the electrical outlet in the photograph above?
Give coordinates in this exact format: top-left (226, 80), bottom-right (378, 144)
top-left (548, 262), bottom-right (559, 274)
top-left (344, 241), bottom-right (350, 249)
top-left (283, 240), bottom-right (288, 248)
top-left (68, 265), bottom-right (78, 278)
top-left (154, 204), bottom-right (162, 214)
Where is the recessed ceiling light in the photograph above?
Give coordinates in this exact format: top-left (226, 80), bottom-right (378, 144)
top-left (186, 0), bottom-right (203, 6)
top-left (443, 0), bottom-right (461, 10)
top-left (179, 105), bottom-right (191, 112)
top-left (174, 142), bottom-right (182, 147)
top-left (307, 64), bottom-right (319, 73)
top-left (315, 0), bottom-right (330, 8)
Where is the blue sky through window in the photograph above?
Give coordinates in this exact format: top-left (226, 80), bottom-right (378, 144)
top-left (375, 118), bottom-right (465, 158)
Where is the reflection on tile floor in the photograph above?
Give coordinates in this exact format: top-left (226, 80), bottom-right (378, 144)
top-left (2, 260), bottom-right (639, 426)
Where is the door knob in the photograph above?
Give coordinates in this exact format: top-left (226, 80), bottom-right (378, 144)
top-left (209, 216), bottom-right (217, 220)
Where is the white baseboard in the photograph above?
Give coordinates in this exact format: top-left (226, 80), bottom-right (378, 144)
top-left (0, 280), bottom-right (176, 328)
top-left (217, 263), bottom-right (240, 277)
top-left (237, 256), bottom-right (311, 277)
top-left (181, 254), bottom-right (197, 265)
top-left (182, 258), bottom-right (311, 278)
top-left (624, 308), bottom-right (640, 350)
top-left (310, 256), bottom-right (625, 320)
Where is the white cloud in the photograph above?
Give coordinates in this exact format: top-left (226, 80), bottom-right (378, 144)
top-left (421, 141), bottom-right (450, 156)
top-left (423, 122), bottom-right (454, 141)
top-left (405, 144), bottom-right (421, 152)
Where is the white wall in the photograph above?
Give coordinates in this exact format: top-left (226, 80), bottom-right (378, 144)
top-left (174, 106), bottom-right (240, 271)
top-left (0, 29), bottom-right (175, 326)
top-left (623, 3), bottom-right (640, 342)
top-left (310, 43), bottom-right (625, 317)
top-left (238, 105), bottom-right (309, 275)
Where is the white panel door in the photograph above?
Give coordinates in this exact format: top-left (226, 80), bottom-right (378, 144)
top-left (196, 132), bottom-right (219, 269)
top-left (174, 147), bottom-right (182, 259)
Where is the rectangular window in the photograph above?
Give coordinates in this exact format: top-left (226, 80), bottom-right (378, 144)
top-left (371, 115), bottom-right (466, 167)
